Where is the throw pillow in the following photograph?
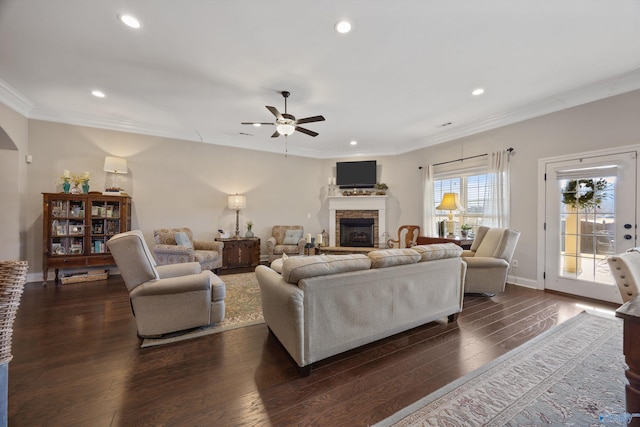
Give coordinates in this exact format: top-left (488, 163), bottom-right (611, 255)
top-left (174, 231), bottom-right (193, 249)
top-left (283, 229), bottom-right (303, 245)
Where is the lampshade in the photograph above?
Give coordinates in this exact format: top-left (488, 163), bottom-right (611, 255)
top-left (436, 193), bottom-right (463, 211)
top-left (103, 156), bottom-right (128, 174)
top-left (227, 194), bottom-right (246, 210)
top-left (276, 123), bottom-right (295, 136)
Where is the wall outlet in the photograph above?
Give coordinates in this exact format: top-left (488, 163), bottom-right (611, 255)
top-left (512, 259), bottom-right (519, 268)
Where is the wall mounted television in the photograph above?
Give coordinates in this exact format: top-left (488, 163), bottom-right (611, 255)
top-left (336, 160), bottom-right (377, 188)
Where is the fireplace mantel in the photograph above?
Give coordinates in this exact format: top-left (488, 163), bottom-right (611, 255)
top-left (328, 195), bottom-right (387, 247)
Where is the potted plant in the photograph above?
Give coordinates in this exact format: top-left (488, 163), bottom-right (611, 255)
top-left (374, 183), bottom-right (388, 195)
top-left (245, 221), bottom-right (254, 238)
top-left (561, 178), bottom-right (608, 273)
top-left (460, 223), bottom-right (472, 238)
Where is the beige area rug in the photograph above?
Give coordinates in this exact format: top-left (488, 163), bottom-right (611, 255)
top-left (375, 311), bottom-right (627, 426)
top-left (141, 272), bottom-right (264, 348)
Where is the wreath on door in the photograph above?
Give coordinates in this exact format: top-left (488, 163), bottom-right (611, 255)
top-left (562, 178), bottom-right (608, 209)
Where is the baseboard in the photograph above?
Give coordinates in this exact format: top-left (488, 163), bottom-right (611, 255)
top-left (507, 275), bottom-right (541, 290)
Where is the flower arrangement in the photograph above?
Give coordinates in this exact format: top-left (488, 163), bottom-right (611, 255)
top-left (246, 221), bottom-right (253, 231)
top-left (460, 224), bottom-right (472, 231)
top-left (71, 172), bottom-right (90, 186)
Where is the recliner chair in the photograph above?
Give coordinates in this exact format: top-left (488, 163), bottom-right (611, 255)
top-left (107, 230), bottom-right (226, 337)
top-left (462, 226), bottom-right (521, 296)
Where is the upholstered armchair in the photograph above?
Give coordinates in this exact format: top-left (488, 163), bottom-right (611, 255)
top-left (608, 249), bottom-right (640, 303)
top-left (153, 227), bottom-right (223, 272)
top-left (267, 225), bottom-right (306, 262)
top-left (107, 230), bottom-right (226, 337)
top-left (461, 226), bottom-right (521, 295)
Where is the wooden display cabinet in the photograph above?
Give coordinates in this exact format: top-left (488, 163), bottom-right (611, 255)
top-left (215, 237), bottom-right (260, 272)
top-left (42, 192), bottom-right (131, 285)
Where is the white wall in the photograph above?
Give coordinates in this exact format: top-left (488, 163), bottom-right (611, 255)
top-left (3, 88), bottom-right (640, 284)
top-left (0, 102), bottom-right (28, 261)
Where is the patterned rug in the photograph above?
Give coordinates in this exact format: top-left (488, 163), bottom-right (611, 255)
top-left (376, 311), bottom-right (628, 426)
top-left (141, 272), bottom-right (264, 348)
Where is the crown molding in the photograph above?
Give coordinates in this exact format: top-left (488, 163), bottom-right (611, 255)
top-left (0, 78), bottom-right (34, 116)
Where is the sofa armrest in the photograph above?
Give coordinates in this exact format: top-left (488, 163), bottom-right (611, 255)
top-left (193, 240), bottom-right (224, 252)
top-left (255, 265), bottom-right (305, 365)
top-left (130, 271), bottom-right (213, 298)
top-left (156, 262), bottom-right (202, 278)
top-left (461, 250), bottom-right (476, 257)
top-left (297, 238), bottom-right (306, 254)
top-left (462, 257), bottom-right (509, 269)
top-left (267, 237), bottom-right (277, 252)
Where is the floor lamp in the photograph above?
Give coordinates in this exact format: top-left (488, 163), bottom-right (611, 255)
top-left (437, 193), bottom-right (463, 238)
top-left (227, 194), bottom-right (246, 237)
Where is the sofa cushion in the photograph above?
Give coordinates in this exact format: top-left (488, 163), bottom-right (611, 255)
top-left (174, 231), bottom-right (193, 249)
top-left (367, 248), bottom-right (420, 269)
top-left (283, 229), bottom-right (304, 245)
top-left (412, 243), bottom-right (462, 261)
top-left (282, 254), bottom-right (371, 284)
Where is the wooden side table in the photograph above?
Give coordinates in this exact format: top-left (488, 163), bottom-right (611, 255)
top-left (416, 236), bottom-right (474, 250)
top-left (215, 237), bottom-right (260, 272)
top-left (616, 298), bottom-right (640, 426)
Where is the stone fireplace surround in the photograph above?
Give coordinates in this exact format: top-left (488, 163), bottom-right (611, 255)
top-left (328, 196), bottom-right (387, 248)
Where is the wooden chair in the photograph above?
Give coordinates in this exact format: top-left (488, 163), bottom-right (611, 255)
top-left (388, 225), bottom-right (421, 248)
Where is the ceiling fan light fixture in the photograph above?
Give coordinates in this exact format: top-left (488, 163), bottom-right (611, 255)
top-left (277, 123), bottom-right (295, 136)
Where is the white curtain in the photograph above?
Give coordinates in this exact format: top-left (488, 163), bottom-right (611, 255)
top-left (422, 165), bottom-right (436, 236)
top-left (481, 150), bottom-right (510, 228)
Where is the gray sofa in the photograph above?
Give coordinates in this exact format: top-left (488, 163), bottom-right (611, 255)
top-left (256, 244), bottom-right (467, 375)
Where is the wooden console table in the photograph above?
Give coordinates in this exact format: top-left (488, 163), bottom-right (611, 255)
top-left (215, 237), bottom-right (260, 272)
top-left (616, 297), bottom-right (640, 426)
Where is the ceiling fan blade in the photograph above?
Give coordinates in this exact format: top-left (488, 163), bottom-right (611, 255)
top-left (296, 115), bottom-right (325, 125)
top-left (295, 126), bottom-right (319, 137)
top-left (271, 130), bottom-right (281, 138)
top-left (241, 122), bottom-right (274, 125)
top-left (266, 106), bottom-right (283, 120)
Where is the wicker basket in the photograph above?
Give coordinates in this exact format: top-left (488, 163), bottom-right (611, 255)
top-left (0, 261), bottom-right (28, 364)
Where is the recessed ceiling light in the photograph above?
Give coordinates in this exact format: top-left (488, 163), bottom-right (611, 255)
top-left (118, 14), bottom-right (141, 29)
top-left (350, 140), bottom-right (358, 146)
top-left (335, 20), bottom-right (353, 34)
top-left (472, 88), bottom-right (485, 96)
top-left (91, 90), bottom-right (106, 98)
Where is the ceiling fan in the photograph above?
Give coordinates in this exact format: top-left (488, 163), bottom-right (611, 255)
top-left (241, 91), bottom-right (325, 138)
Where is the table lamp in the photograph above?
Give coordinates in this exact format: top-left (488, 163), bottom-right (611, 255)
top-left (436, 193), bottom-right (463, 238)
top-left (103, 156), bottom-right (128, 193)
top-left (228, 194), bottom-right (247, 237)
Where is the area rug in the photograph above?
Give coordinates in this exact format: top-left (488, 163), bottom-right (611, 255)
top-left (375, 311), bottom-right (628, 426)
top-left (141, 272), bottom-right (264, 348)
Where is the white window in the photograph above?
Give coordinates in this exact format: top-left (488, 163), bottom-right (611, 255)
top-left (434, 173), bottom-right (489, 231)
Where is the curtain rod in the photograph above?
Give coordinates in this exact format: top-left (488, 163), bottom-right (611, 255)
top-left (431, 147), bottom-right (514, 167)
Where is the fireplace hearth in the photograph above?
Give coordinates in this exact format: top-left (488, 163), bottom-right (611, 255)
top-left (340, 218), bottom-right (374, 247)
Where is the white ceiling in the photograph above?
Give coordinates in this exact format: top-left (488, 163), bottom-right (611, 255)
top-left (1, 0), bottom-right (640, 159)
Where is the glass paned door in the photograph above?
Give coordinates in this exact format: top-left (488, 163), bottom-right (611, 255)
top-left (544, 151), bottom-right (637, 303)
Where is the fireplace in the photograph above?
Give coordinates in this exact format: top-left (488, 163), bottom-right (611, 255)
top-left (328, 195), bottom-right (387, 248)
top-left (340, 218), bottom-right (374, 247)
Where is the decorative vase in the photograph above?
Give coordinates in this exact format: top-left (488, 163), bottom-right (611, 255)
top-left (62, 181), bottom-right (70, 194)
top-left (82, 182), bottom-right (90, 194)
top-left (70, 185), bottom-right (81, 194)
top-left (245, 230), bottom-right (254, 238)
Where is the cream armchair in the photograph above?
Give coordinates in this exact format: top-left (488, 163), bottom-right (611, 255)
top-left (462, 226), bottom-right (521, 296)
top-left (107, 230), bottom-right (226, 338)
top-left (267, 225), bottom-right (306, 262)
top-left (608, 248), bottom-right (640, 303)
top-left (153, 227), bottom-right (223, 272)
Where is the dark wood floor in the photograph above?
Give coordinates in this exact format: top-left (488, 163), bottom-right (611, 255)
top-left (8, 275), bottom-right (618, 426)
